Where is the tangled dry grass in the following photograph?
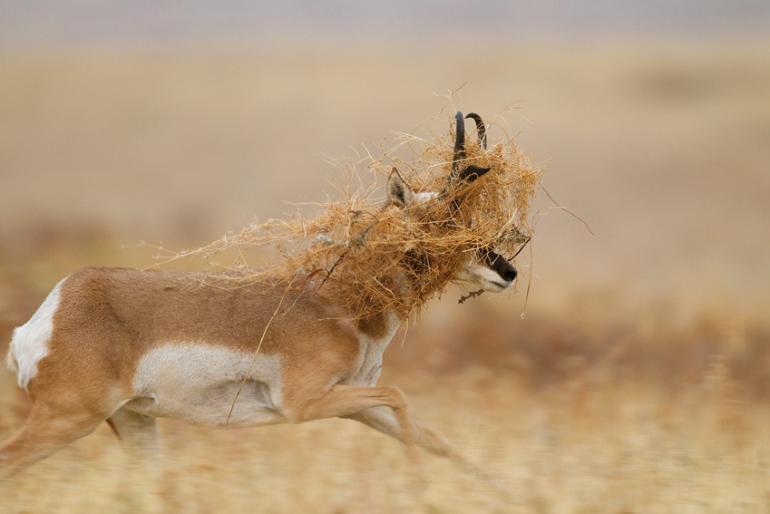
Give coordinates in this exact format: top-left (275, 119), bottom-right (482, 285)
top-left (154, 114), bottom-right (539, 320)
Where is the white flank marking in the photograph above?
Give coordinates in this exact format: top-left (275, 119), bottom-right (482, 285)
top-left (131, 344), bottom-right (284, 427)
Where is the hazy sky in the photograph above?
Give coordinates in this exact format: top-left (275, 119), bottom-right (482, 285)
top-left (1, 0), bottom-right (768, 47)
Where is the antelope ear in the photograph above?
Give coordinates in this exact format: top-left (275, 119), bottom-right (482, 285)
top-left (387, 168), bottom-right (415, 207)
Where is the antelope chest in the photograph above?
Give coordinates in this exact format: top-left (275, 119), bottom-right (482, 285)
top-left (348, 315), bottom-right (400, 386)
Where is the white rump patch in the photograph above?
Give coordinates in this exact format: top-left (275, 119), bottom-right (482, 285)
top-left (6, 278), bottom-right (66, 390)
top-left (130, 344), bottom-right (284, 427)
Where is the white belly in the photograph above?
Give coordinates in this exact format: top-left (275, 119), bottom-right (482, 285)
top-left (128, 344), bottom-right (285, 428)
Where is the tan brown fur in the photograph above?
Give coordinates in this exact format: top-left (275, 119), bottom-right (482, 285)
top-left (43, 266), bottom-right (366, 406)
top-left (1, 266), bottom-right (426, 476)
top-left (1, 248), bottom-right (514, 480)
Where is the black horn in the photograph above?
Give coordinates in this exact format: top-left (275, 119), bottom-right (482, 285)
top-left (447, 111), bottom-right (490, 188)
top-left (452, 111), bottom-right (466, 176)
top-left (465, 112), bottom-right (487, 149)
top-left (442, 110), bottom-right (491, 219)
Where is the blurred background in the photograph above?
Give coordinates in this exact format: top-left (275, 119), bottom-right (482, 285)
top-left (1, 2), bottom-right (769, 513)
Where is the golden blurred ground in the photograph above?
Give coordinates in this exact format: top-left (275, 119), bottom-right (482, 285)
top-left (0, 42), bottom-right (769, 513)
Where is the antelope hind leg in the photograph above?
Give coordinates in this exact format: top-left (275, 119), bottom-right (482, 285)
top-left (107, 407), bottom-right (160, 460)
top-left (0, 403), bottom-right (103, 479)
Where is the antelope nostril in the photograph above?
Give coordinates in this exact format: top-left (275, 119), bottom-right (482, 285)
top-left (501, 267), bottom-right (517, 282)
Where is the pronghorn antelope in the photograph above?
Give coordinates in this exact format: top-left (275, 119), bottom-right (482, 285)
top-left (2, 112), bottom-right (519, 478)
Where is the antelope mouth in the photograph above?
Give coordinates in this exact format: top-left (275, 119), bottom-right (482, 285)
top-left (490, 280), bottom-right (511, 290)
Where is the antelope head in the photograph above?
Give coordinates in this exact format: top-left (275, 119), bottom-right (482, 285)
top-left (386, 111), bottom-right (517, 293)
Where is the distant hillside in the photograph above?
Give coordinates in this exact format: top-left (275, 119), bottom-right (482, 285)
top-left (1, 0), bottom-right (769, 47)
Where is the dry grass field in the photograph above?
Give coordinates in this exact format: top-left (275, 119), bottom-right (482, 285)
top-left (1, 42), bottom-right (769, 513)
